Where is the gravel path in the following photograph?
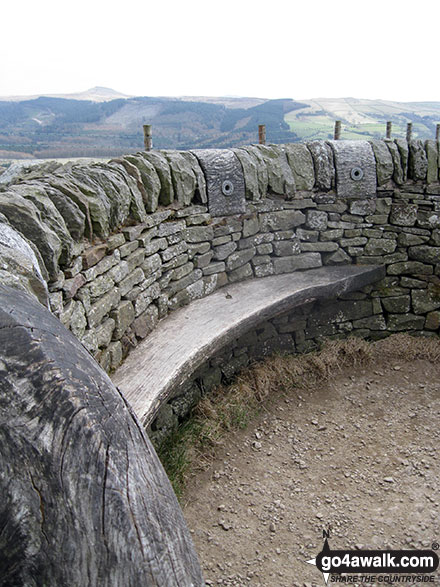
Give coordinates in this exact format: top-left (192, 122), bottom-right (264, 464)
top-left (183, 356), bottom-right (440, 586)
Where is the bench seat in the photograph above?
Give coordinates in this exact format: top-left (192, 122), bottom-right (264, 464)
top-left (113, 264), bottom-right (385, 427)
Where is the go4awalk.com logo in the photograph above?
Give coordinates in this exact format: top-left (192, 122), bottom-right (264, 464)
top-left (306, 536), bottom-right (439, 585)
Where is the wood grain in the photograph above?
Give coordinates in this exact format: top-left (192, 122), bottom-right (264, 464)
top-left (0, 285), bottom-right (204, 586)
top-left (113, 265), bottom-right (385, 427)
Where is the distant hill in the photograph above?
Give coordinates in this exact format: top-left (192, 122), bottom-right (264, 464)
top-left (0, 86), bottom-right (133, 103)
top-left (0, 89), bottom-right (439, 159)
top-left (0, 92), bottom-right (303, 158)
top-left (285, 97), bottom-right (440, 141)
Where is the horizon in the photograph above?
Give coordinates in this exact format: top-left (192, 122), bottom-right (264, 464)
top-left (1, 86), bottom-right (439, 106)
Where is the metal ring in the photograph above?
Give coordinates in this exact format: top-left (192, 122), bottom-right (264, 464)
top-left (350, 167), bottom-right (364, 181)
top-left (222, 180), bottom-right (234, 196)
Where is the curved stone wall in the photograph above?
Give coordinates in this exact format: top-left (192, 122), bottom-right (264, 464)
top-left (0, 139), bottom-right (438, 382)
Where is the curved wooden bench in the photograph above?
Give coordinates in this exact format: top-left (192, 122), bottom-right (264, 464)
top-left (113, 264), bottom-right (385, 427)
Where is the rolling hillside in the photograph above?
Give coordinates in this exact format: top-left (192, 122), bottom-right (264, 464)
top-left (0, 89), bottom-right (439, 159)
top-left (285, 97), bottom-right (440, 141)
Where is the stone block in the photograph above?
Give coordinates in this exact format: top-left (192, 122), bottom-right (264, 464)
top-left (369, 140), bottom-right (394, 185)
top-left (408, 140), bottom-right (428, 181)
top-left (273, 253), bottom-right (322, 274)
top-left (228, 263), bottom-right (253, 283)
top-left (254, 263), bottom-right (274, 277)
top-left (242, 215), bottom-right (260, 237)
top-left (213, 241), bottom-right (237, 261)
top-left (119, 240), bottom-right (139, 258)
top-left (133, 305), bottom-right (159, 339)
top-left (417, 210), bottom-right (440, 230)
top-left (69, 301), bottom-right (87, 339)
top-left (95, 318), bottom-right (116, 348)
top-left (364, 238), bottom-right (397, 256)
top-left (87, 288), bottom-right (121, 328)
top-left (167, 269), bottom-right (203, 296)
top-left (172, 262), bottom-right (194, 281)
top-left (82, 243), bottom-right (107, 269)
top-left (284, 143), bottom-right (315, 190)
top-left (119, 267), bottom-right (145, 297)
top-left (106, 233), bottom-right (125, 251)
top-left (387, 313), bottom-right (425, 331)
top-left (111, 300), bottom-right (135, 339)
top-left (324, 249), bottom-right (351, 265)
top-left (320, 229), bottom-right (343, 241)
top-left (306, 210), bottom-right (328, 231)
top-left (256, 243), bottom-right (273, 255)
top-left (307, 141), bottom-right (334, 190)
top-left (408, 245), bottom-right (440, 264)
top-left (183, 225), bottom-right (214, 243)
top-left (387, 261), bottom-right (433, 276)
top-left (260, 210), bottom-right (306, 232)
top-left (162, 253), bottom-right (189, 271)
top-left (87, 273), bottom-right (114, 298)
top-left (168, 279), bottom-right (205, 309)
top-left (390, 203), bottom-right (417, 226)
top-left (203, 262), bottom-right (226, 276)
top-left (411, 287), bottom-right (440, 314)
top-left (425, 311), bottom-right (440, 330)
top-left (301, 242), bottom-right (339, 253)
top-left (273, 239), bottom-right (301, 256)
top-left (381, 296), bottom-right (411, 313)
top-left (194, 251), bottom-right (213, 269)
top-left (352, 315), bottom-right (386, 330)
top-left (226, 247), bottom-right (256, 271)
top-left (297, 228), bottom-right (319, 242)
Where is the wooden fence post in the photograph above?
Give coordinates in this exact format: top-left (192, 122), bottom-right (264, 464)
top-left (406, 122), bottom-right (413, 142)
top-left (143, 124), bottom-right (152, 151)
top-left (386, 122), bottom-right (392, 139)
top-left (258, 125), bottom-right (266, 145)
top-left (334, 121), bottom-right (341, 140)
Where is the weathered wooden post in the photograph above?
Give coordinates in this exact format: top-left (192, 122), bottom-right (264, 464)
top-left (258, 124), bottom-right (266, 145)
top-left (334, 120), bottom-right (341, 140)
top-left (386, 121), bottom-right (392, 139)
top-left (406, 122), bottom-right (413, 142)
top-left (143, 124), bottom-right (152, 151)
top-left (436, 124), bottom-right (439, 141)
top-left (0, 285), bottom-right (204, 586)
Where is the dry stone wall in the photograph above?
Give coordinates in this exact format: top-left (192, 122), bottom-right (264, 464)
top-left (0, 140), bottom-right (439, 403)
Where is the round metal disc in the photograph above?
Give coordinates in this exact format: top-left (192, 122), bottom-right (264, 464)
top-left (221, 180), bottom-right (234, 196)
top-left (350, 167), bottom-right (364, 181)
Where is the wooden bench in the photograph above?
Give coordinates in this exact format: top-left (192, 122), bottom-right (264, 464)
top-left (113, 264), bottom-right (385, 427)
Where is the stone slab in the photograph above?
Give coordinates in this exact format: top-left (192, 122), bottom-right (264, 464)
top-left (191, 149), bottom-right (246, 217)
top-left (329, 140), bottom-right (377, 198)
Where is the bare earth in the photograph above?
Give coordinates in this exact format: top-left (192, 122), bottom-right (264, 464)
top-left (183, 357), bottom-right (440, 586)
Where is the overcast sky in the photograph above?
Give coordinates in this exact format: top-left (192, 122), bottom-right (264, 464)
top-left (2, 0), bottom-right (438, 102)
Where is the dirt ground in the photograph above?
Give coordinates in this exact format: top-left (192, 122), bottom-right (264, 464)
top-left (182, 354), bottom-right (440, 586)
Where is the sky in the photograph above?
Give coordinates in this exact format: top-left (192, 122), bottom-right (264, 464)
top-left (1, 0), bottom-right (438, 103)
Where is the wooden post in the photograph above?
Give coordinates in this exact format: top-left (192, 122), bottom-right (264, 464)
top-left (386, 122), bottom-right (392, 139)
top-left (143, 124), bottom-right (152, 151)
top-left (436, 124), bottom-right (440, 141)
top-left (258, 124), bottom-right (266, 145)
top-left (406, 122), bottom-right (413, 142)
top-left (0, 285), bottom-right (204, 585)
top-left (334, 120), bottom-right (341, 140)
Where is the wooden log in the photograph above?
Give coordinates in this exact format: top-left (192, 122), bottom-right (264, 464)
top-left (0, 285), bottom-right (204, 586)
